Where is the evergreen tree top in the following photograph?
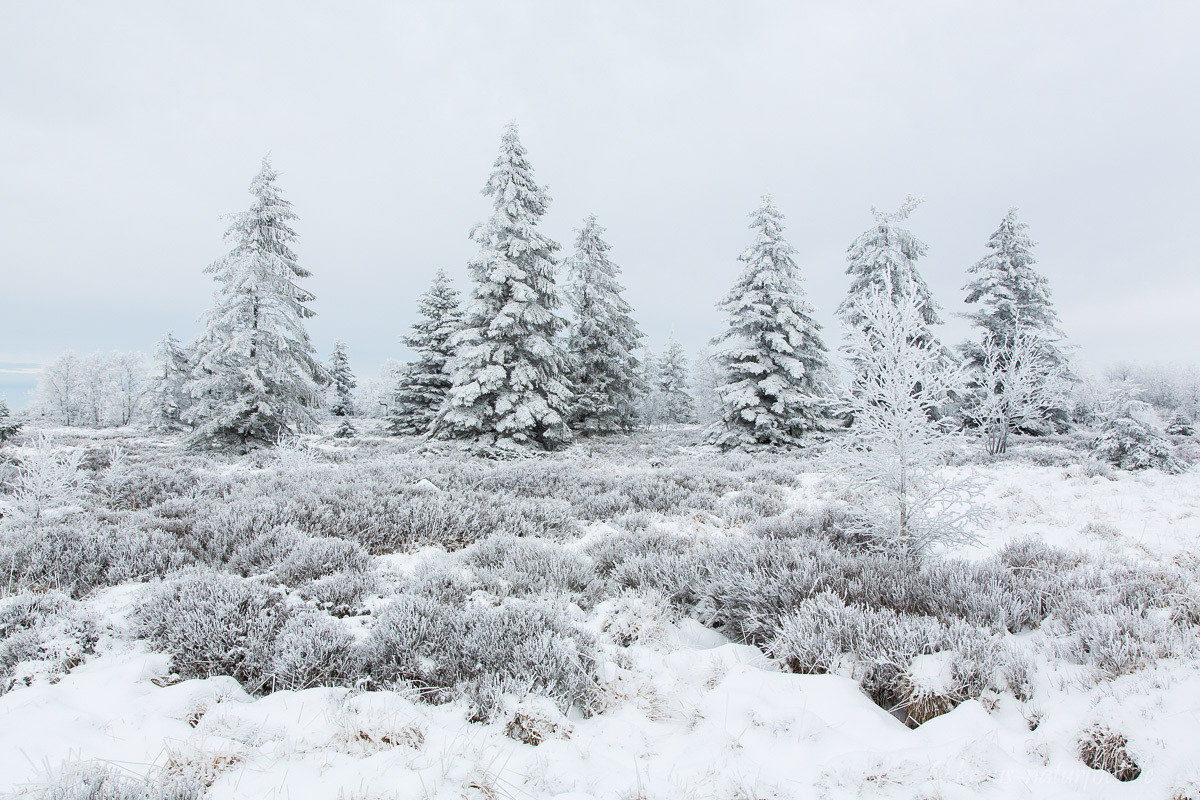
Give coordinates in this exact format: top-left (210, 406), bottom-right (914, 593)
top-left (839, 196), bottom-right (940, 328)
top-left (964, 208), bottom-right (1061, 336)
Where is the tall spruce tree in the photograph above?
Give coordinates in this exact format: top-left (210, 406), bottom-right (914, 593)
top-left (710, 196), bottom-right (831, 448)
top-left (187, 157), bottom-right (324, 447)
top-left (328, 339), bottom-right (356, 417)
top-left (566, 215), bottom-right (645, 434)
top-left (149, 331), bottom-right (192, 432)
top-left (388, 269), bottom-right (462, 435)
top-left (658, 337), bottom-right (696, 424)
top-left (434, 125), bottom-right (572, 450)
top-left (961, 209), bottom-right (1070, 432)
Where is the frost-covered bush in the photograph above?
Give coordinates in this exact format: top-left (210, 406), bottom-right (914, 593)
top-left (24, 761), bottom-right (201, 800)
top-left (1078, 725), bottom-right (1141, 781)
top-left (361, 595), bottom-right (467, 697)
top-left (747, 501), bottom-right (865, 549)
top-left (270, 612), bottom-right (362, 691)
top-left (0, 591), bottom-right (98, 694)
top-left (274, 536), bottom-right (371, 586)
top-left (0, 519), bottom-right (193, 597)
top-left (462, 601), bottom-right (602, 717)
top-left (5, 434), bottom-right (86, 524)
top-left (362, 595), bottom-right (601, 714)
top-left (463, 535), bottom-right (600, 606)
top-left (769, 592), bottom-right (1019, 715)
top-left (225, 526), bottom-right (305, 576)
top-left (137, 569), bottom-right (290, 693)
top-left (1093, 400), bottom-right (1187, 473)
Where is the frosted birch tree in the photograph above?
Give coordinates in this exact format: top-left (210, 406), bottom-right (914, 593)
top-left (840, 289), bottom-right (979, 557)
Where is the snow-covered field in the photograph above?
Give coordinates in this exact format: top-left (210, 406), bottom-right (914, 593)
top-left (2, 425), bottom-right (1199, 799)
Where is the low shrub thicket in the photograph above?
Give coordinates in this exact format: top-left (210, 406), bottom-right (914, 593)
top-left (0, 591), bottom-right (98, 694)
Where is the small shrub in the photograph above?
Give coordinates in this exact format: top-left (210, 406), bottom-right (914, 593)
top-left (464, 535), bottom-right (600, 605)
top-left (136, 569), bottom-right (290, 693)
top-left (1078, 724), bottom-right (1141, 781)
top-left (274, 536), bottom-right (371, 586)
top-left (25, 761), bottom-right (201, 800)
top-left (0, 591), bottom-right (98, 694)
top-left (361, 595), bottom-right (467, 697)
top-left (270, 612), bottom-right (362, 691)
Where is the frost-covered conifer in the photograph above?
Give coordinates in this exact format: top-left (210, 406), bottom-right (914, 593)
top-left (328, 339), bottom-right (356, 417)
top-left (1167, 408), bottom-right (1194, 437)
top-left (565, 215), bottom-right (645, 434)
top-left (434, 125), bottom-right (572, 450)
top-left (962, 209), bottom-right (1069, 430)
top-left (187, 157), bottom-right (324, 447)
top-left (710, 196), bottom-right (832, 449)
top-left (389, 269), bottom-right (463, 435)
top-left (658, 337), bottom-right (695, 424)
top-left (149, 332), bottom-right (192, 432)
top-left (690, 347), bottom-right (723, 426)
top-left (838, 197), bottom-right (942, 350)
top-left (0, 398), bottom-right (20, 444)
top-left (1094, 399), bottom-right (1186, 474)
top-left (639, 347), bottom-right (663, 428)
top-left (963, 209), bottom-right (1065, 358)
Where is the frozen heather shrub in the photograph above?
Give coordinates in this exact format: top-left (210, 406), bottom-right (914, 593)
top-left (463, 535), bottom-right (600, 606)
top-left (362, 595), bottom-right (467, 697)
top-left (1, 519), bottom-right (192, 597)
top-left (226, 527), bottom-right (305, 576)
top-left (26, 761), bottom-right (201, 800)
top-left (769, 592), bottom-right (1008, 713)
top-left (747, 501), bottom-right (864, 550)
top-left (274, 536), bottom-right (372, 586)
top-left (1093, 400), bottom-right (1187, 474)
top-left (1050, 598), bottom-right (1178, 678)
top-left (1, 591), bottom-right (98, 695)
top-left (1078, 725), bottom-right (1141, 782)
top-left (270, 612), bottom-right (362, 691)
top-left (303, 569), bottom-right (378, 617)
top-left (462, 601), bottom-right (603, 717)
top-left (136, 569), bottom-right (290, 693)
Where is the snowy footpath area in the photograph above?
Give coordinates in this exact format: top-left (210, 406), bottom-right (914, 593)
top-left (2, 462), bottom-right (1199, 800)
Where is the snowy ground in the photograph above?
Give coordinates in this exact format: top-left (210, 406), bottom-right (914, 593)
top-left (1, 425), bottom-right (1198, 799)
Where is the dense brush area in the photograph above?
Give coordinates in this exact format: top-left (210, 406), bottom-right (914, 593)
top-left (2, 424), bottom-right (1199, 799)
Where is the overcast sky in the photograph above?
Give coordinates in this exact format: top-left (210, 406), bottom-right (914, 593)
top-left (3, 1), bottom-right (1198, 405)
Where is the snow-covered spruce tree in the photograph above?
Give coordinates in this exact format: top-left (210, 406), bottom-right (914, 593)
top-left (565, 215), bottom-right (645, 434)
top-left (434, 125), bottom-right (572, 450)
top-left (186, 157), bottom-right (324, 448)
top-left (658, 337), bottom-right (696, 424)
top-left (838, 197), bottom-right (942, 351)
top-left (327, 339), bottom-right (356, 417)
top-left (962, 209), bottom-right (1070, 430)
top-left (148, 331), bottom-right (192, 432)
top-left (840, 288), bottom-right (980, 558)
top-left (972, 328), bottom-right (1068, 455)
top-left (1167, 408), bottom-right (1194, 437)
top-left (710, 196), bottom-right (832, 449)
top-left (0, 398), bottom-right (20, 444)
top-left (639, 347), bottom-right (663, 428)
top-left (1094, 397), bottom-right (1187, 474)
top-left (388, 269), bottom-right (462, 435)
